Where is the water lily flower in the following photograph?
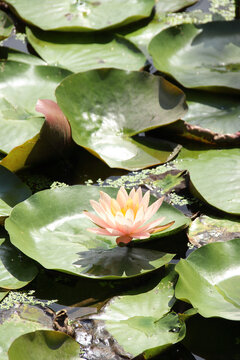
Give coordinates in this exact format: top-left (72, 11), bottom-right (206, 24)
top-left (84, 187), bottom-right (174, 245)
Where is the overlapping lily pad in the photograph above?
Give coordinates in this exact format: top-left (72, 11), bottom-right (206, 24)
top-left (149, 21), bottom-right (240, 90)
top-left (0, 236), bottom-right (38, 290)
top-left (184, 90), bottom-right (240, 135)
top-left (93, 268), bottom-right (186, 358)
top-left (0, 57), bottom-right (71, 154)
top-left (8, 330), bottom-right (80, 360)
top-left (26, 28), bottom-right (146, 73)
top-left (5, 185), bottom-right (189, 279)
top-left (6, 0), bottom-right (154, 31)
top-left (0, 165), bottom-right (31, 220)
top-left (0, 10), bottom-right (14, 40)
top-left (0, 47), bottom-right (46, 65)
top-left (176, 148), bottom-right (240, 215)
top-left (188, 214), bottom-right (240, 247)
top-left (55, 69), bottom-right (187, 170)
top-left (175, 238), bottom-right (240, 320)
top-left (0, 309), bottom-right (50, 360)
top-left (0, 290), bottom-right (8, 301)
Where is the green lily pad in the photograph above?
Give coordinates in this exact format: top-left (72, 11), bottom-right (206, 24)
top-left (149, 21), bottom-right (240, 90)
top-left (5, 185), bottom-right (189, 279)
top-left (0, 236), bottom-right (38, 290)
top-left (0, 290), bottom-right (9, 301)
top-left (56, 69), bottom-right (187, 170)
top-left (6, 0), bottom-right (154, 31)
top-left (0, 47), bottom-right (46, 65)
top-left (188, 214), bottom-right (240, 247)
top-left (0, 165), bottom-right (31, 220)
top-left (184, 90), bottom-right (240, 135)
top-left (125, 9), bottom-right (210, 58)
top-left (0, 10), bottom-right (14, 40)
top-left (175, 238), bottom-right (240, 320)
top-left (8, 330), bottom-right (80, 360)
top-left (0, 310), bottom-right (50, 360)
top-left (92, 268), bottom-right (186, 358)
top-left (0, 58), bottom-right (71, 154)
top-left (26, 27), bottom-right (146, 73)
top-left (176, 148), bottom-right (240, 215)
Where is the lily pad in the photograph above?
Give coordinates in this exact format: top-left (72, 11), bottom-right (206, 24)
top-left (5, 185), bottom-right (189, 279)
top-left (125, 8), bottom-right (209, 58)
top-left (188, 214), bottom-right (240, 247)
top-left (0, 290), bottom-right (8, 301)
top-left (55, 69), bottom-right (187, 170)
top-left (1, 99), bottom-right (72, 173)
top-left (176, 148), bottom-right (240, 215)
top-left (0, 165), bottom-right (31, 220)
top-left (0, 310), bottom-right (50, 360)
top-left (184, 90), bottom-right (240, 135)
top-left (0, 58), bottom-right (71, 154)
top-left (149, 21), bottom-right (240, 90)
top-left (0, 47), bottom-right (46, 65)
top-left (92, 268), bottom-right (186, 358)
top-left (0, 236), bottom-right (38, 290)
top-left (8, 330), bottom-right (80, 360)
top-left (26, 27), bottom-right (146, 73)
top-left (0, 10), bottom-right (14, 40)
top-left (175, 238), bottom-right (240, 320)
top-left (6, 0), bottom-right (154, 31)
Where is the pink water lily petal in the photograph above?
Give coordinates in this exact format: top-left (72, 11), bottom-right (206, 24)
top-left (84, 211), bottom-right (109, 229)
top-left (136, 187), bottom-right (142, 203)
top-left (140, 190), bottom-right (150, 211)
top-left (87, 227), bottom-right (113, 236)
top-left (129, 188), bottom-right (136, 199)
top-left (125, 208), bottom-right (134, 223)
top-left (90, 200), bottom-right (109, 219)
top-left (117, 187), bottom-right (128, 208)
top-left (144, 197), bottom-right (164, 222)
top-left (85, 187), bottom-right (174, 246)
top-left (138, 216), bottom-right (165, 232)
top-left (106, 228), bottom-right (124, 236)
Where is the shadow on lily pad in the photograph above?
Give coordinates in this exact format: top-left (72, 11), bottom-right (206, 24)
top-left (74, 247), bottom-right (172, 277)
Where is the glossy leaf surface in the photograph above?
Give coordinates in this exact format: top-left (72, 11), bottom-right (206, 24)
top-left (175, 238), bottom-right (240, 320)
top-left (5, 185), bottom-right (189, 279)
top-left (149, 21), bottom-right (240, 90)
top-left (0, 58), bottom-right (70, 154)
top-left (6, 0), bottom-right (154, 31)
top-left (184, 91), bottom-right (240, 135)
top-left (0, 236), bottom-right (38, 290)
top-left (0, 165), bottom-right (31, 219)
top-left (94, 268), bottom-right (186, 358)
top-left (176, 148), bottom-right (240, 215)
top-left (0, 310), bottom-right (49, 360)
top-left (56, 69), bottom-right (187, 170)
top-left (0, 10), bottom-right (14, 40)
top-left (27, 28), bottom-right (146, 73)
top-left (8, 330), bottom-right (80, 360)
